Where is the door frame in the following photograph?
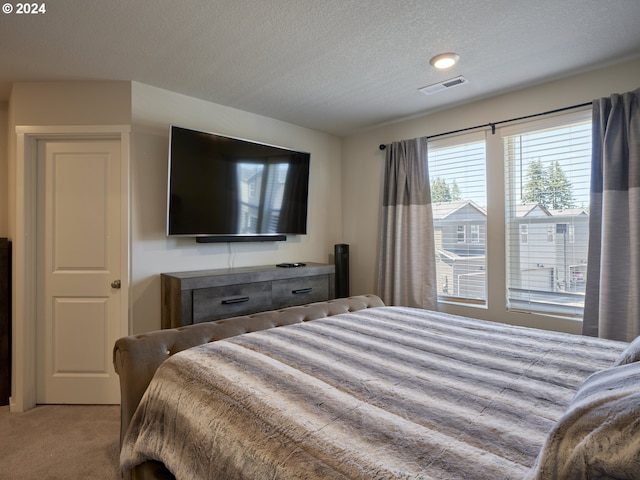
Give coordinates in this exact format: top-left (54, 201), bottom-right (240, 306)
top-left (12, 125), bottom-right (130, 412)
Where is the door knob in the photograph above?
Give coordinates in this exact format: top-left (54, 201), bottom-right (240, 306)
top-left (111, 280), bottom-right (121, 289)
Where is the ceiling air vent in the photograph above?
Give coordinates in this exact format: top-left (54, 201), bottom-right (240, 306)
top-left (418, 75), bottom-right (468, 96)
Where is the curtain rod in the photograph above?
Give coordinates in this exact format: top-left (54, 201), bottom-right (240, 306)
top-left (378, 101), bottom-right (592, 150)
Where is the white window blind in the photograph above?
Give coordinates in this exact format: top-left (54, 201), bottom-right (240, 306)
top-left (428, 133), bottom-right (487, 305)
top-left (503, 111), bottom-right (591, 318)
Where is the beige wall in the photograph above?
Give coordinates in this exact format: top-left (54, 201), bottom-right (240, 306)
top-left (130, 83), bottom-right (343, 333)
top-left (341, 58), bottom-right (640, 333)
top-left (9, 81), bottom-right (132, 126)
top-left (0, 102), bottom-right (7, 237)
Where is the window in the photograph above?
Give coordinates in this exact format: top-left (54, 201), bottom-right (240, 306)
top-left (547, 226), bottom-right (555, 243)
top-left (503, 111), bottom-right (591, 318)
top-left (428, 133), bottom-right (487, 305)
top-left (470, 225), bottom-right (480, 243)
top-left (457, 225), bottom-right (466, 243)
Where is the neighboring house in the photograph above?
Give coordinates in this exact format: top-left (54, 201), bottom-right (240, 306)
top-left (432, 201), bottom-right (487, 300)
top-left (432, 200), bottom-right (487, 256)
top-left (433, 201), bottom-right (589, 299)
top-left (511, 204), bottom-right (589, 294)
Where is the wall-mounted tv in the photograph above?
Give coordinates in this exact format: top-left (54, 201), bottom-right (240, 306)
top-left (167, 126), bottom-right (310, 242)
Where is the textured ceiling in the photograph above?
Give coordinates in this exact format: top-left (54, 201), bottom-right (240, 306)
top-left (1, 0), bottom-right (639, 135)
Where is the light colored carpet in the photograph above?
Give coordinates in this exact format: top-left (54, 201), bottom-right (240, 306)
top-left (0, 404), bottom-right (121, 479)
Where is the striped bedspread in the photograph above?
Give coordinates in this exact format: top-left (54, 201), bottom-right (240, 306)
top-left (121, 306), bottom-right (626, 479)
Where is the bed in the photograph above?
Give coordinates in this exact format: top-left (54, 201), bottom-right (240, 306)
top-left (114, 294), bottom-right (640, 479)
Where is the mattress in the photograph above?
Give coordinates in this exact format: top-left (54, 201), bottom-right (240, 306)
top-left (120, 306), bottom-right (628, 479)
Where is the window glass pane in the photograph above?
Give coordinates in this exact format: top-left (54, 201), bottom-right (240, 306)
top-left (470, 225), bottom-right (480, 243)
top-left (457, 225), bottom-right (466, 243)
top-left (504, 116), bottom-right (591, 318)
top-left (428, 136), bottom-right (487, 304)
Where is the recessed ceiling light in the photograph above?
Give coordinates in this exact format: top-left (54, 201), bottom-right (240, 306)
top-left (430, 52), bottom-right (460, 70)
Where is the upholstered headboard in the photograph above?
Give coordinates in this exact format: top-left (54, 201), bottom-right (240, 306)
top-left (113, 294), bottom-right (385, 445)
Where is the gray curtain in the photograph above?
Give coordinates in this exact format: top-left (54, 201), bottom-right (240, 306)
top-left (583, 88), bottom-right (640, 341)
top-left (376, 137), bottom-right (437, 308)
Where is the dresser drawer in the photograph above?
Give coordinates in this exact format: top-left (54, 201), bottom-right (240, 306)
top-left (272, 275), bottom-right (329, 308)
top-left (192, 282), bottom-right (272, 322)
top-left (162, 263), bottom-right (335, 328)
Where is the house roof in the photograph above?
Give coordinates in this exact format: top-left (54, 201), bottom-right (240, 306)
top-left (433, 201), bottom-right (588, 219)
top-left (548, 208), bottom-right (589, 216)
top-left (516, 204), bottom-right (552, 217)
top-left (436, 248), bottom-right (485, 261)
top-left (432, 200), bottom-right (486, 220)
top-left (1, 1), bottom-right (639, 135)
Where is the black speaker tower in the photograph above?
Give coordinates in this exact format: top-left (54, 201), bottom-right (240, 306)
top-left (334, 244), bottom-right (349, 298)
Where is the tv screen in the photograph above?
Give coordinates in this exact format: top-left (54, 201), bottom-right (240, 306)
top-left (167, 126), bottom-right (310, 239)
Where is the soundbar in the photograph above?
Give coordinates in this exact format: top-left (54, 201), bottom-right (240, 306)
top-left (196, 235), bottom-right (287, 243)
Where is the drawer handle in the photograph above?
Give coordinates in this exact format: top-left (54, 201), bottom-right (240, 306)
top-left (292, 288), bottom-right (312, 295)
top-left (221, 296), bottom-right (250, 305)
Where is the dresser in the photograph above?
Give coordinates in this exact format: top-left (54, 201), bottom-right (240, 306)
top-left (161, 263), bottom-right (335, 329)
top-left (0, 238), bottom-right (11, 406)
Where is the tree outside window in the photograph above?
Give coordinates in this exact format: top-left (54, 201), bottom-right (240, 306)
top-left (522, 159), bottom-right (575, 210)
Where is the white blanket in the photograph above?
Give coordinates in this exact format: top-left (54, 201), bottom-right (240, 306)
top-left (527, 361), bottom-right (640, 479)
top-left (121, 307), bottom-right (625, 479)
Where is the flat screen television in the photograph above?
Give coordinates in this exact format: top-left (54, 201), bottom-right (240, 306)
top-left (167, 126), bottom-right (310, 241)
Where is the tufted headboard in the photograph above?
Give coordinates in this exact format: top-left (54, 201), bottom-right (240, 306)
top-left (113, 294), bottom-right (385, 445)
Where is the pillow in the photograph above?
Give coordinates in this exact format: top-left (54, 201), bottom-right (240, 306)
top-left (613, 334), bottom-right (640, 366)
top-left (527, 362), bottom-right (640, 479)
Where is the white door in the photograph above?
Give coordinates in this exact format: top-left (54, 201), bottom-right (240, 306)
top-left (36, 139), bottom-right (123, 404)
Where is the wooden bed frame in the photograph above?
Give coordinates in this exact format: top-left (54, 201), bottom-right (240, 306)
top-left (113, 294), bottom-right (385, 479)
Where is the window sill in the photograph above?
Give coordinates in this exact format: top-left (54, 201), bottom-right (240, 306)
top-left (437, 296), bottom-right (487, 309)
